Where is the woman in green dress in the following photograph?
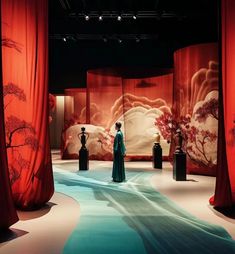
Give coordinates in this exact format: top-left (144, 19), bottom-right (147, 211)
top-left (112, 122), bottom-right (126, 182)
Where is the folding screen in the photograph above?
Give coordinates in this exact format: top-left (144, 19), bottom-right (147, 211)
top-left (63, 73), bottom-right (123, 160)
top-left (2, 0), bottom-right (54, 209)
top-left (63, 70), bottom-right (173, 160)
top-left (62, 88), bottom-right (87, 159)
top-left (212, 0), bottom-right (235, 207)
top-left (49, 95), bottom-right (65, 149)
top-left (173, 43), bottom-right (218, 176)
top-left (87, 72), bottom-right (123, 160)
top-left (122, 74), bottom-right (173, 159)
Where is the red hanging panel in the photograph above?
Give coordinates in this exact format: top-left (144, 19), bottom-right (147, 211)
top-left (0, 6), bottom-right (18, 226)
top-left (0, 86), bottom-right (18, 228)
top-left (213, 0), bottom-right (235, 207)
top-left (173, 43), bottom-right (218, 176)
top-left (1, 0), bottom-right (54, 209)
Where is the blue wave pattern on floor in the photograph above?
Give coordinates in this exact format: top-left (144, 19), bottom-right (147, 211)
top-left (53, 165), bottom-right (235, 254)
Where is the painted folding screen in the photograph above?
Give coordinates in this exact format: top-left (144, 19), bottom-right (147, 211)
top-left (1, 0), bottom-right (54, 209)
top-left (62, 72), bottom-right (123, 160)
top-left (63, 71), bottom-right (173, 160)
top-left (82, 72), bottom-right (123, 160)
top-left (122, 74), bottom-right (173, 159)
top-left (173, 43), bottom-right (218, 176)
top-left (212, 0), bottom-right (235, 207)
top-left (62, 88), bottom-right (87, 159)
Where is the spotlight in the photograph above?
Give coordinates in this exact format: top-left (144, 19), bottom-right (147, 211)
top-left (133, 15), bottom-right (137, 20)
top-left (85, 15), bottom-right (89, 21)
top-left (117, 15), bottom-right (122, 21)
top-left (63, 37), bottom-right (67, 42)
top-left (118, 38), bottom-right (122, 43)
top-left (103, 36), bottom-right (108, 43)
top-left (99, 15), bottom-right (103, 21)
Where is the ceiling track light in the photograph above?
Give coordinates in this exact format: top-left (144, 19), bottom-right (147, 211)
top-left (50, 34), bottom-right (159, 42)
top-left (68, 11), bottom-right (180, 20)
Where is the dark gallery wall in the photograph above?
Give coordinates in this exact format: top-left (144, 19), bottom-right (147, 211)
top-left (48, 0), bottom-right (218, 94)
top-left (49, 40), bottom-right (175, 93)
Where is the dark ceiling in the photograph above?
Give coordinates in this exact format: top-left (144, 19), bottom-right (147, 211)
top-left (49, 0), bottom-right (219, 93)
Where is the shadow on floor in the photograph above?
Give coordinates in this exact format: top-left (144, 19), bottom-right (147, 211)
top-left (17, 202), bottom-right (57, 221)
top-left (214, 206), bottom-right (235, 220)
top-left (0, 228), bottom-right (28, 244)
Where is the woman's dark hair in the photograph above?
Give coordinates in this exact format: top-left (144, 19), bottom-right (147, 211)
top-left (115, 122), bottom-right (122, 129)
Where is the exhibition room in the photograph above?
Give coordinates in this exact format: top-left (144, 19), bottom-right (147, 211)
top-left (0, 0), bottom-right (235, 253)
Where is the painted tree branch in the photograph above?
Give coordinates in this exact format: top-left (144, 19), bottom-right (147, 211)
top-left (2, 38), bottom-right (22, 52)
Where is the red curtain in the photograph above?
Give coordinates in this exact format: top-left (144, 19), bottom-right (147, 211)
top-left (212, 0), bottom-right (235, 207)
top-left (1, 0), bottom-right (54, 209)
top-left (0, 4), bottom-right (18, 227)
top-left (173, 43), bottom-right (219, 176)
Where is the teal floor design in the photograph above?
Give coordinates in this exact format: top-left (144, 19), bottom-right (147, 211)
top-left (53, 164), bottom-right (235, 254)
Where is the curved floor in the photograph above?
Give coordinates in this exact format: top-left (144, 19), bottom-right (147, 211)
top-left (53, 163), bottom-right (235, 254)
top-left (0, 192), bottom-right (80, 254)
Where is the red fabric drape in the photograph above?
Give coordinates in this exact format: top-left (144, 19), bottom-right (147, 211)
top-left (212, 0), bottom-right (235, 207)
top-left (173, 43), bottom-right (219, 176)
top-left (1, 0), bottom-right (54, 209)
top-left (0, 4), bottom-right (18, 227)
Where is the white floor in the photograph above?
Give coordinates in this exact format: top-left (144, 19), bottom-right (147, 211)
top-left (150, 163), bottom-right (235, 239)
top-left (0, 156), bottom-right (234, 254)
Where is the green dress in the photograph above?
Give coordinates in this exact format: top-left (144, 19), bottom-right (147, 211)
top-left (112, 130), bottom-right (126, 182)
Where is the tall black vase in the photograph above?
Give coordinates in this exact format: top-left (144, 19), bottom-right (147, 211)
top-left (152, 142), bottom-right (162, 169)
top-left (173, 151), bottom-right (186, 181)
